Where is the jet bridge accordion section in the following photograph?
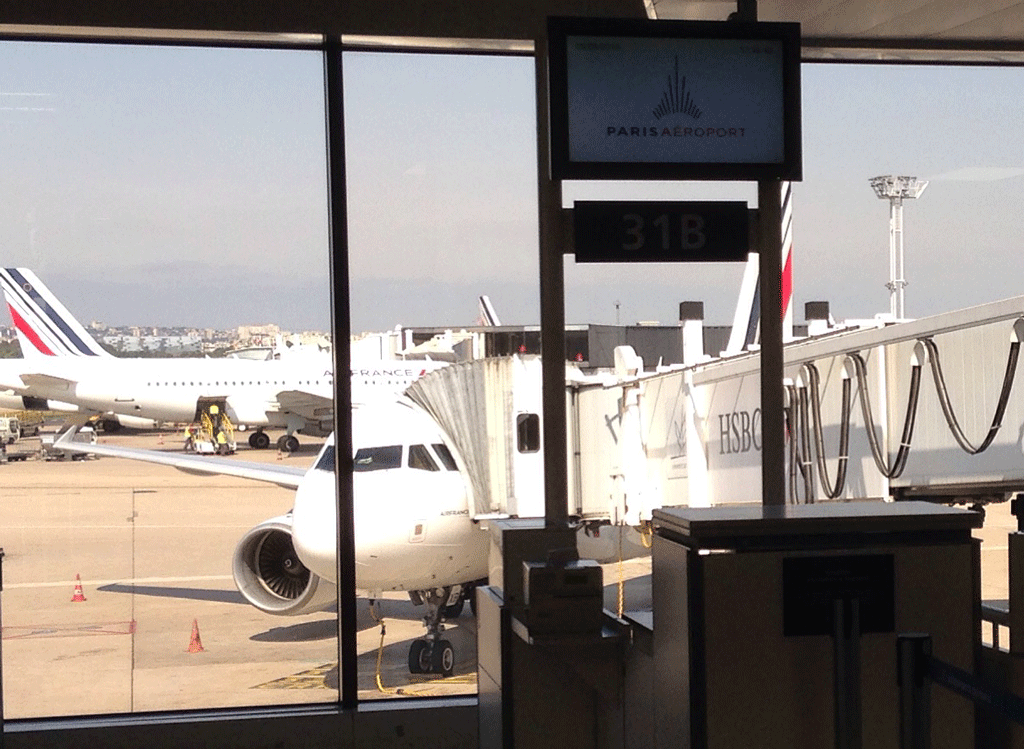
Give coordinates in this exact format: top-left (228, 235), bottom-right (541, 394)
top-left (406, 354), bottom-right (658, 524)
top-left (405, 356), bottom-right (546, 519)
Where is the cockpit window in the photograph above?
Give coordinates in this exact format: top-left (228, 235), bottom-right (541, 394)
top-left (354, 445), bottom-right (402, 472)
top-left (314, 444), bottom-right (336, 472)
top-left (432, 443), bottom-right (458, 471)
top-left (408, 444), bottom-right (439, 471)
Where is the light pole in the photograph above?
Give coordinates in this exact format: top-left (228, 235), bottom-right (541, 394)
top-left (870, 175), bottom-right (928, 320)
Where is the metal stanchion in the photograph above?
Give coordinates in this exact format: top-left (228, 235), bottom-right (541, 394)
top-left (897, 633), bottom-right (932, 749)
top-left (834, 597), bottom-right (862, 749)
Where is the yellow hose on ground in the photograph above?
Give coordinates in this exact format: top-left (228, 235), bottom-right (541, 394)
top-left (369, 602), bottom-right (395, 695)
top-left (617, 524), bottom-right (625, 619)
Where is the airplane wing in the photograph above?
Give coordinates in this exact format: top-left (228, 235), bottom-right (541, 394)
top-left (53, 428), bottom-right (307, 489)
top-left (273, 389), bottom-right (334, 421)
top-left (0, 372), bottom-right (78, 393)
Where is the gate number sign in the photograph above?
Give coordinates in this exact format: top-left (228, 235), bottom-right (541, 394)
top-left (573, 200), bottom-right (749, 263)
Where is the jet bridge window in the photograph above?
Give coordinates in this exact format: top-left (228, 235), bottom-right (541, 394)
top-left (408, 444), bottom-right (439, 471)
top-left (517, 413), bottom-right (540, 453)
top-left (353, 445), bottom-right (402, 471)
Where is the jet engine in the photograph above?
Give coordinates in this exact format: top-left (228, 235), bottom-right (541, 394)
top-left (232, 514), bottom-right (336, 616)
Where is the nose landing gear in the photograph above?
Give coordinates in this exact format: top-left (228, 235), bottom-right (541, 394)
top-left (405, 585), bottom-right (463, 677)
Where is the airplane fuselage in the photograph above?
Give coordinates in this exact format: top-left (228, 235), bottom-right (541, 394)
top-left (0, 356), bottom-right (448, 436)
top-left (0, 355), bottom-right (334, 431)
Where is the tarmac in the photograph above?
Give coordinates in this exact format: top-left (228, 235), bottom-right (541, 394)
top-left (0, 425), bottom-right (1013, 718)
top-left (0, 428), bottom-right (476, 718)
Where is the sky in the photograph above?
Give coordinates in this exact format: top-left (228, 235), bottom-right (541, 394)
top-left (2, 41), bottom-right (1024, 335)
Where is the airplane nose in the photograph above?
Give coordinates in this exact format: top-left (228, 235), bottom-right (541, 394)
top-left (290, 471), bottom-right (338, 582)
top-left (290, 469), bottom-right (425, 589)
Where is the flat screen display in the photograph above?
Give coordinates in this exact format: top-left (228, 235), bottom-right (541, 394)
top-left (548, 18), bottom-right (802, 181)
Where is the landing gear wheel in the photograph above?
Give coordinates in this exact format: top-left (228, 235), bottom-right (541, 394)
top-left (249, 431), bottom-right (270, 450)
top-left (432, 639), bottom-right (455, 677)
top-left (408, 639), bottom-right (430, 674)
top-left (276, 435), bottom-right (300, 453)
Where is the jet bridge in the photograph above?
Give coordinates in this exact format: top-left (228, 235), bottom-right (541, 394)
top-left (660, 295), bottom-right (1024, 508)
top-left (408, 295), bottom-right (1024, 524)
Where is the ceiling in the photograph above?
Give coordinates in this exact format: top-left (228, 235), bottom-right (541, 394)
top-left (3, 1), bottom-right (1024, 63)
top-left (648, 0), bottom-right (1024, 63)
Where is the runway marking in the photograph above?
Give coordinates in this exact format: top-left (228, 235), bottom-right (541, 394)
top-left (3, 620), bottom-right (136, 640)
top-left (6, 575), bottom-right (233, 590)
top-left (254, 663), bottom-right (335, 690)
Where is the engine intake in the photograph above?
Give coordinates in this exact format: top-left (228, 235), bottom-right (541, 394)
top-left (232, 515), bottom-right (336, 616)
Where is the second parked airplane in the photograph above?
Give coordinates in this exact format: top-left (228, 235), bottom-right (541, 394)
top-left (0, 268), bottom-right (444, 450)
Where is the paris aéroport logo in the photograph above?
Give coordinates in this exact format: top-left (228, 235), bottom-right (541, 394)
top-left (606, 56), bottom-right (746, 140)
top-left (653, 56), bottom-right (702, 120)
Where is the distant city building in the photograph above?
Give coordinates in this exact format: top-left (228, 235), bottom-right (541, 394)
top-left (102, 333), bottom-right (203, 355)
top-left (237, 324), bottom-right (281, 346)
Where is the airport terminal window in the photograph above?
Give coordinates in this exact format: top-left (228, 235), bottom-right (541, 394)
top-left (0, 33), bottom-right (539, 729)
top-left (517, 413), bottom-right (541, 453)
top-left (344, 48), bottom-right (536, 701)
top-left (0, 38), bottom-right (338, 719)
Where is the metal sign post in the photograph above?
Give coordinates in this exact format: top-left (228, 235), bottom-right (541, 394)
top-left (536, 30), bottom-right (570, 530)
top-left (758, 180), bottom-right (787, 505)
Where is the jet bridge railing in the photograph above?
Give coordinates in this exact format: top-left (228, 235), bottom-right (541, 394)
top-left (638, 296), bottom-right (1024, 506)
top-left (783, 318), bottom-right (1024, 503)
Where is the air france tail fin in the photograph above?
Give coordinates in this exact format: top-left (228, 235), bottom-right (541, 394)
top-left (476, 295), bottom-right (502, 327)
top-left (724, 181), bottom-right (794, 354)
top-left (0, 268), bottom-right (112, 358)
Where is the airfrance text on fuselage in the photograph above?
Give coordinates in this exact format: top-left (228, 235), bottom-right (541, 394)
top-left (351, 368), bottom-right (425, 378)
top-left (608, 126), bottom-right (746, 138)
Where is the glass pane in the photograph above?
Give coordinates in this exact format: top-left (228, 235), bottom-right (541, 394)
top-left (0, 40), bottom-right (335, 717)
top-left (408, 445), bottom-right (439, 471)
top-left (343, 50), bottom-right (538, 699)
top-left (432, 443), bottom-right (458, 471)
top-left (353, 445), bottom-right (403, 471)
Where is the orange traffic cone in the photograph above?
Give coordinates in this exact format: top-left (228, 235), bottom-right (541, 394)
top-left (187, 618), bottom-right (205, 653)
top-left (70, 574), bottom-right (87, 602)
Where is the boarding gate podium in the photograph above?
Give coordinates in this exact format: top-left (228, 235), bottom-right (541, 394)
top-left (651, 501), bottom-right (981, 749)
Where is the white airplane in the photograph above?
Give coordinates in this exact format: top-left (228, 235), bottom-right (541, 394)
top-left (0, 268), bottom-right (445, 450)
top-left (54, 398), bottom-right (486, 676)
top-left (53, 392), bottom-right (649, 675)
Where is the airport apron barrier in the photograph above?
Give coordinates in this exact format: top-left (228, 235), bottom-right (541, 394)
top-left (651, 502), bottom-right (981, 749)
top-left (899, 633), bottom-right (1024, 749)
